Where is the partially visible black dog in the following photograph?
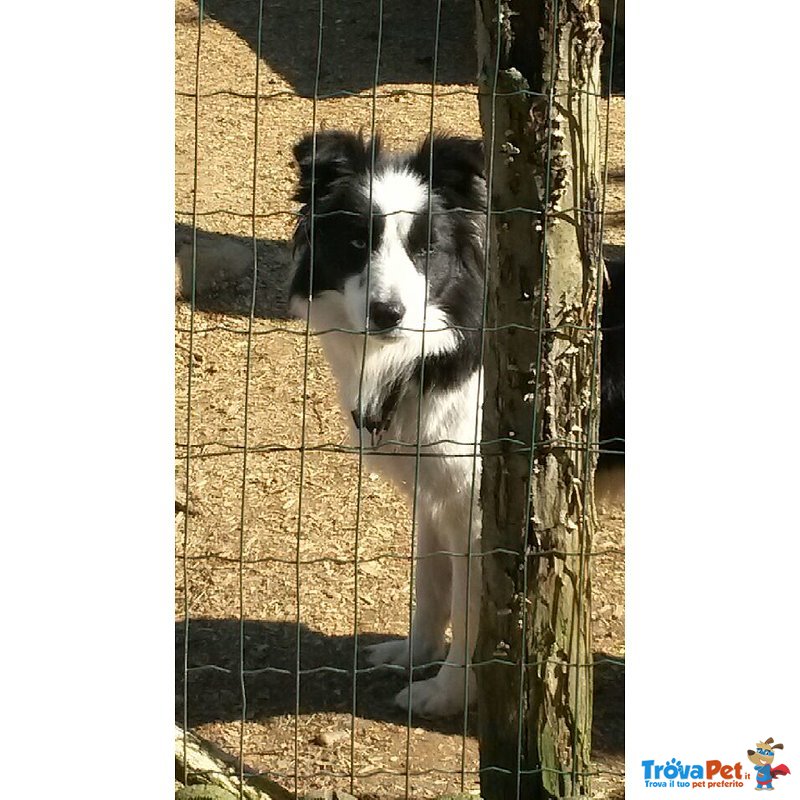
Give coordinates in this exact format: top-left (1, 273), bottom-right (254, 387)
top-left (600, 247), bottom-right (625, 468)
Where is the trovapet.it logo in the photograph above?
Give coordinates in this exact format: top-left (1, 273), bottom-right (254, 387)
top-left (641, 758), bottom-right (746, 789)
top-left (640, 737), bottom-right (791, 791)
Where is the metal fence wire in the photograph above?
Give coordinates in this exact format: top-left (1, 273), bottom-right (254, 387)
top-left (176, 1), bottom-right (624, 799)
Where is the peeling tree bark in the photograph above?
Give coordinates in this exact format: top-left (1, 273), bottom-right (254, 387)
top-left (475, 2), bottom-right (603, 799)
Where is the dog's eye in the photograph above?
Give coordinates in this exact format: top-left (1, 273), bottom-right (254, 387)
top-left (416, 245), bottom-right (436, 258)
top-left (350, 238), bottom-right (367, 250)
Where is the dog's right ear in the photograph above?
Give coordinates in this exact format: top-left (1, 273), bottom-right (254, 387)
top-left (293, 130), bottom-right (373, 205)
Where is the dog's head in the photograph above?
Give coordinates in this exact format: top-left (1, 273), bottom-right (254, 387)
top-left (289, 130), bottom-right (485, 345)
top-left (747, 738), bottom-right (784, 767)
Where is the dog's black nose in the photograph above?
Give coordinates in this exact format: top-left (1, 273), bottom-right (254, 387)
top-left (369, 300), bottom-right (405, 331)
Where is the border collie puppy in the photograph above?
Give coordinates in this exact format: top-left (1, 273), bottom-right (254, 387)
top-left (289, 131), bottom-right (486, 717)
top-left (289, 130), bottom-right (625, 717)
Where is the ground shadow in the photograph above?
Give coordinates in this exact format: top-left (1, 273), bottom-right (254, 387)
top-left (176, 617), bottom-right (624, 751)
top-left (599, 1), bottom-right (625, 96)
top-left (198, 0), bottom-right (478, 97)
top-left (177, 617), bottom-right (473, 735)
top-left (193, 0), bottom-right (624, 98)
top-left (175, 223), bottom-right (293, 319)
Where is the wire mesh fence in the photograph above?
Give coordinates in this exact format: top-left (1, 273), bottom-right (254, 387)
top-left (176, 1), bottom-right (624, 798)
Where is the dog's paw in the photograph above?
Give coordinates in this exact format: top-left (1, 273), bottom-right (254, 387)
top-left (364, 639), bottom-right (412, 668)
top-left (393, 668), bottom-right (476, 718)
top-left (364, 637), bottom-right (447, 669)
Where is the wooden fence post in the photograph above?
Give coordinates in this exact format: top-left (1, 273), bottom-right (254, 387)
top-left (475, 2), bottom-right (603, 798)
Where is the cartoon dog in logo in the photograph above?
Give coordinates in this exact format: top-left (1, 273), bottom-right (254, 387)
top-left (747, 738), bottom-right (790, 790)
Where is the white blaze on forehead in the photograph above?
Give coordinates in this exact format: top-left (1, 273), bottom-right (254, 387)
top-left (357, 167), bottom-right (429, 310)
top-left (341, 165), bottom-right (458, 360)
top-left (365, 167), bottom-right (429, 237)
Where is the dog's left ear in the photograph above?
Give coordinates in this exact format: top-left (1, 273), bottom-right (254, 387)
top-left (293, 130), bottom-right (375, 206)
top-left (411, 135), bottom-right (485, 202)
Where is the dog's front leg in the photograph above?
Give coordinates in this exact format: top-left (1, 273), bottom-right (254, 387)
top-left (395, 513), bottom-right (482, 717)
top-left (364, 507), bottom-right (450, 669)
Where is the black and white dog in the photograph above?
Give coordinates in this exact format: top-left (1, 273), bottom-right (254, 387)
top-left (289, 130), bottom-right (623, 717)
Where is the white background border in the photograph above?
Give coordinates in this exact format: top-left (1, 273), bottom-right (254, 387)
top-left (2, 1), bottom-right (174, 797)
top-left (627, 1), bottom-right (800, 796)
